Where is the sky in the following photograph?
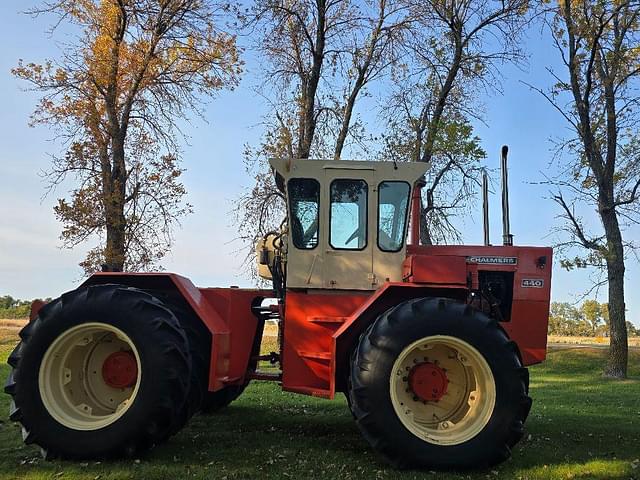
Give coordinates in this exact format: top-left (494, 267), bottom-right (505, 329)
top-left (0, 2), bottom-right (638, 326)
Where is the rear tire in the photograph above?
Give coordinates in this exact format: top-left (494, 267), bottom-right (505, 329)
top-left (348, 297), bottom-right (531, 469)
top-left (4, 285), bottom-right (191, 459)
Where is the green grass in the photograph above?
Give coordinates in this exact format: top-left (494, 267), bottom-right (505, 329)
top-left (1, 329), bottom-right (639, 480)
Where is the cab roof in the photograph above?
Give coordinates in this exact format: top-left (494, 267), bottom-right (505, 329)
top-left (269, 158), bottom-right (429, 184)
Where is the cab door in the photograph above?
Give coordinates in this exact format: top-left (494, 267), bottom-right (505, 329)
top-left (322, 167), bottom-right (375, 290)
top-left (372, 175), bottom-right (413, 284)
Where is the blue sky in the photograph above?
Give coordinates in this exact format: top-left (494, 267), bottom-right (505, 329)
top-left (0, 2), bottom-right (637, 325)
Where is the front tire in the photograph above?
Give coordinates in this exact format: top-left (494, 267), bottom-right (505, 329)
top-left (4, 285), bottom-right (191, 459)
top-left (348, 297), bottom-right (531, 469)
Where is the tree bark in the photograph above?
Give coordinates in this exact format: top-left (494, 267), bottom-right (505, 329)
top-left (298, 0), bottom-right (326, 159)
top-left (601, 206), bottom-right (628, 378)
top-left (104, 135), bottom-right (127, 272)
top-left (334, 74), bottom-right (363, 160)
top-left (419, 202), bottom-right (433, 245)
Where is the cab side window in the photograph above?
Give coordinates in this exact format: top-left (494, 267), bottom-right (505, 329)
top-left (330, 179), bottom-right (368, 250)
top-left (288, 178), bottom-right (320, 249)
top-left (378, 181), bottom-right (410, 252)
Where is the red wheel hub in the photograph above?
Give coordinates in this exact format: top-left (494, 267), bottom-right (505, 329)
top-left (102, 351), bottom-right (138, 388)
top-left (409, 362), bottom-right (449, 402)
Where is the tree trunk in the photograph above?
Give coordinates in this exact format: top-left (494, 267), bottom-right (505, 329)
top-left (601, 207), bottom-right (628, 378)
top-left (334, 82), bottom-right (360, 160)
top-left (105, 209), bottom-right (126, 271)
top-left (419, 217), bottom-right (433, 245)
top-left (334, 9), bottom-right (383, 160)
top-left (104, 137), bottom-right (127, 272)
top-left (417, 44), bottom-right (462, 244)
top-left (299, 0), bottom-right (326, 159)
top-left (419, 201), bottom-right (432, 246)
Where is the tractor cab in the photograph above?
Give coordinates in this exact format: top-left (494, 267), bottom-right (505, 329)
top-left (259, 159), bottom-right (428, 290)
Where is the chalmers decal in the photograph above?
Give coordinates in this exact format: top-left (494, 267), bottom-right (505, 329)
top-left (466, 256), bottom-right (518, 265)
top-left (522, 278), bottom-right (544, 288)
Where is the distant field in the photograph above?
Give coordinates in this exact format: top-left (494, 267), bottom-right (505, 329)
top-left (549, 335), bottom-right (640, 347)
top-left (0, 319), bottom-right (27, 328)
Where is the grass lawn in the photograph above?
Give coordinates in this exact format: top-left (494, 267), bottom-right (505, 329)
top-left (1, 326), bottom-right (639, 480)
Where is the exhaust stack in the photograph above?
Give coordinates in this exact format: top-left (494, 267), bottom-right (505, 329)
top-left (501, 145), bottom-right (513, 246)
top-left (482, 170), bottom-right (490, 246)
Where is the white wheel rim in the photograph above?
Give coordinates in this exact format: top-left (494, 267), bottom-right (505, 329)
top-left (389, 335), bottom-right (496, 445)
top-left (38, 322), bottom-right (141, 431)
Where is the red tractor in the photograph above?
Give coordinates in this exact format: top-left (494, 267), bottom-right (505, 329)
top-left (5, 148), bottom-right (552, 469)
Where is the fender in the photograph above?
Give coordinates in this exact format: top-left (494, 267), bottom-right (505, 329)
top-left (330, 282), bottom-right (468, 397)
top-left (80, 273), bottom-right (273, 392)
top-left (81, 273), bottom-right (231, 391)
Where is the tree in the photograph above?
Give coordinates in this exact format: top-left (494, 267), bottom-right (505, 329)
top-left (14, 0), bottom-right (241, 273)
top-left (234, 0), bottom-right (408, 263)
top-left (537, 0), bottom-right (640, 378)
top-left (627, 321), bottom-right (640, 336)
top-left (0, 296), bottom-right (32, 319)
top-left (580, 299), bottom-right (605, 335)
top-left (548, 301), bottom-right (582, 335)
top-left (242, 0), bottom-right (404, 162)
top-left (380, 115), bottom-right (486, 243)
top-left (236, 0), bottom-right (533, 260)
top-left (386, 0), bottom-right (530, 244)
